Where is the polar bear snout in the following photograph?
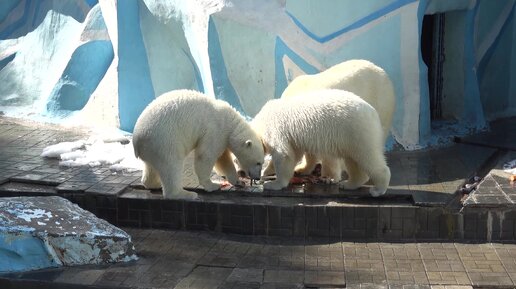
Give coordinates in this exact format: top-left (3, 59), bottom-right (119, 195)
top-left (236, 164), bottom-right (261, 180)
top-left (247, 164), bottom-right (262, 180)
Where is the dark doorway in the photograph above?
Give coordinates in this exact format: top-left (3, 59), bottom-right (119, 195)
top-left (421, 14), bottom-right (445, 120)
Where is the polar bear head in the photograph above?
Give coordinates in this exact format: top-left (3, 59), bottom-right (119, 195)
top-left (231, 138), bottom-right (264, 180)
top-left (229, 122), bottom-right (265, 182)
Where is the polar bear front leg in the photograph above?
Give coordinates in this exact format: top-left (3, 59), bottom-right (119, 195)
top-left (154, 157), bottom-right (198, 200)
top-left (194, 149), bottom-right (221, 192)
top-left (141, 163), bottom-right (162, 189)
top-left (263, 152), bottom-right (297, 190)
top-left (321, 157), bottom-right (343, 183)
top-left (368, 164), bottom-right (391, 197)
top-left (294, 153), bottom-right (319, 175)
top-left (214, 148), bottom-right (244, 187)
top-left (339, 157), bottom-right (369, 189)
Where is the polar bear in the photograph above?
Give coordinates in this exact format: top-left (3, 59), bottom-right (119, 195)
top-left (252, 89), bottom-right (390, 197)
top-left (133, 89), bottom-right (265, 200)
top-left (268, 59), bottom-right (396, 181)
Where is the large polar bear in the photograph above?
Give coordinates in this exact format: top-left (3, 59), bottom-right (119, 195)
top-left (253, 89), bottom-right (390, 197)
top-left (275, 59), bottom-right (396, 181)
top-left (133, 89), bottom-right (265, 199)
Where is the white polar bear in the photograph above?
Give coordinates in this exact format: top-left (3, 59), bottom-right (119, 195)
top-left (273, 59), bottom-right (396, 181)
top-left (252, 89), bottom-right (390, 197)
top-left (133, 89), bottom-right (265, 200)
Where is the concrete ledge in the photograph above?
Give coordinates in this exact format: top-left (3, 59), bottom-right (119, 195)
top-left (0, 196), bottom-right (137, 272)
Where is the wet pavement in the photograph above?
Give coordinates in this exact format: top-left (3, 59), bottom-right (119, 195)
top-left (1, 116), bottom-right (516, 288)
top-left (2, 227), bottom-right (516, 288)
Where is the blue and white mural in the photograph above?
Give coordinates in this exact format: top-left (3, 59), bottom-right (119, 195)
top-left (0, 0), bottom-right (515, 149)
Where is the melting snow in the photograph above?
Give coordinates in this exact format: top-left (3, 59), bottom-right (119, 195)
top-left (41, 129), bottom-right (143, 172)
top-left (7, 208), bottom-right (53, 222)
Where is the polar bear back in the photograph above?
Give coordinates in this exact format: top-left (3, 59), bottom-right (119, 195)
top-left (133, 90), bottom-right (236, 157)
top-left (281, 59), bottom-right (395, 141)
top-left (253, 89), bottom-right (384, 157)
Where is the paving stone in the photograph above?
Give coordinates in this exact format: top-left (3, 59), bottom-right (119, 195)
top-left (385, 270), bottom-right (429, 285)
top-left (54, 268), bottom-right (104, 285)
top-left (175, 266), bottom-right (233, 289)
top-left (381, 243), bottom-right (421, 260)
top-left (344, 284), bottom-right (388, 289)
top-left (263, 269), bottom-right (304, 284)
top-left (226, 268), bottom-right (264, 283)
top-left (343, 242), bottom-right (383, 259)
top-left (431, 285), bottom-right (473, 289)
top-left (418, 243), bottom-right (461, 261)
top-left (304, 270), bottom-right (345, 287)
top-left (85, 182), bottom-right (128, 196)
top-left (56, 182), bottom-right (93, 193)
top-left (493, 243), bottom-right (516, 284)
top-left (425, 271), bottom-right (470, 285)
top-left (9, 172), bottom-right (62, 186)
top-left (384, 259), bottom-right (429, 285)
top-left (0, 181), bottom-right (56, 196)
top-left (455, 243), bottom-right (513, 286)
top-left (220, 281), bottom-right (262, 289)
top-left (93, 268), bottom-right (133, 287)
top-left (305, 242), bottom-right (344, 271)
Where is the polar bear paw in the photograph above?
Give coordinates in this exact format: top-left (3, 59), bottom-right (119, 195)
top-left (202, 181), bottom-right (220, 192)
top-left (164, 190), bottom-right (199, 200)
top-left (369, 187), bottom-right (387, 197)
top-left (339, 181), bottom-right (361, 190)
top-left (320, 177), bottom-right (338, 185)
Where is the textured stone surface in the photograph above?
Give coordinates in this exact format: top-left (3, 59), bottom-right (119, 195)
top-left (0, 196), bottom-right (137, 272)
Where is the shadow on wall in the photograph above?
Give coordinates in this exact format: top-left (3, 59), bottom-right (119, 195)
top-left (46, 40), bottom-right (114, 115)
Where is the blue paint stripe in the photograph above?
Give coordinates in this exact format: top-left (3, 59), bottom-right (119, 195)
top-left (0, 0), bottom-right (32, 40)
top-left (286, 0), bottom-right (417, 43)
top-left (274, 37), bottom-right (318, 98)
top-left (31, 0), bottom-right (41, 28)
top-left (85, 0), bottom-right (98, 8)
top-left (0, 53), bottom-right (16, 70)
top-left (208, 17), bottom-right (245, 115)
top-left (477, 2), bottom-right (516, 79)
top-left (182, 48), bottom-right (205, 93)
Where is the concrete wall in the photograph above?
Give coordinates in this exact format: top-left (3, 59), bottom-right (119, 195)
top-left (0, 0), bottom-right (515, 149)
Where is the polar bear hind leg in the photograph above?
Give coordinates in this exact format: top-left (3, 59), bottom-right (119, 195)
top-left (214, 148), bottom-right (243, 186)
top-left (194, 143), bottom-right (223, 192)
top-left (294, 153), bottom-right (319, 175)
top-left (320, 157), bottom-right (343, 183)
top-left (152, 155), bottom-right (198, 200)
top-left (141, 163), bottom-right (162, 189)
top-left (339, 151), bottom-right (390, 197)
top-left (263, 150), bottom-right (300, 190)
top-left (339, 157), bottom-right (369, 189)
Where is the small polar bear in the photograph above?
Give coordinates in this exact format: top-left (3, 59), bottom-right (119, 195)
top-left (274, 59), bottom-right (396, 181)
top-left (133, 89), bottom-right (265, 199)
top-left (252, 89), bottom-right (391, 197)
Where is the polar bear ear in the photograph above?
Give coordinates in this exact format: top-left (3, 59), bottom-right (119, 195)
top-left (245, 140), bottom-right (253, 147)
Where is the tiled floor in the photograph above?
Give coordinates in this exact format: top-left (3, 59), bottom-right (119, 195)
top-left (4, 227), bottom-right (516, 288)
top-left (1, 116), bottom-right (516, 287)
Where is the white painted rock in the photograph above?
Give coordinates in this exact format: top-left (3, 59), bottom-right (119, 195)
top-left (0, 196), bottom-right (137, 272)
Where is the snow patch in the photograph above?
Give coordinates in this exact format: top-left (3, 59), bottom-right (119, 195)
top-left (6, 208), bottom-right (52, 222)
top-left (41, 129), bottom-right (142, 172)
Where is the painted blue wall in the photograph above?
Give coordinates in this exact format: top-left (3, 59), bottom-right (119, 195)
top-left (0, 0), bottom-right (515, 147)
top-left (47, 40), bottom-right (113, 113)
top-left (117, 0), bottom-right (155, 132)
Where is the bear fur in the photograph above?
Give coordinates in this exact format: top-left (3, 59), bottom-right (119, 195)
top-left (252, 89), bottom-right (390, 197)
top-left (271, 59), bottom-right (396, 181)
top-left (133, 89), bottom-right (264, 199)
